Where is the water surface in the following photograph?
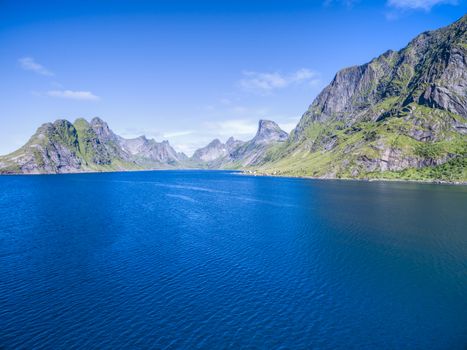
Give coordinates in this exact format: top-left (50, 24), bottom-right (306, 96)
top-left (0, 171), bottom-right (466, 349)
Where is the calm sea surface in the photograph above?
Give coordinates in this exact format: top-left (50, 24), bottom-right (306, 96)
top-left (0, 170), bottom-right (466, 349)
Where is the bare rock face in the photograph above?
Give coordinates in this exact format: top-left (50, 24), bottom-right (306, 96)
top-left (119, 136), bottom-right (185, 165)
top-left (192, 139), bottom-right (229, 163)
top-left (253, 120), bottom-right (288, 144)
top-left (293, 15), bottom-right (467, 141)
top-left (90, 117), bottom-right (118, 143)
top-left (225, 137), bottom-right (244, 152)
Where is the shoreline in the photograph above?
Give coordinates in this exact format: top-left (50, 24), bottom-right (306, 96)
top-left (0, 167), bottom-right (221, 176)
top-left (239, 170), bottom-right (467, 186)
top-left (0, 167), bottom-right (465, 185)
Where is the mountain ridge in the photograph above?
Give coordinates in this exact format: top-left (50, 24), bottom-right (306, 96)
top-left (254, 14), bottom-right (466, 182)
top-left (1, 15), bottom-right (466, 181)
top-left (0, 117), bottom-right (188, 174)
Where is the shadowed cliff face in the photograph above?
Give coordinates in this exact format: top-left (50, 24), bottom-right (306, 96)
top-left (254, 15), bottom-right (466, 181)
top-left (294, 15), bottom-right (466, 138)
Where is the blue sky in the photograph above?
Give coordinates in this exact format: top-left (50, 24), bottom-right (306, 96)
top-left (0, 0), bottom-right (465, 155)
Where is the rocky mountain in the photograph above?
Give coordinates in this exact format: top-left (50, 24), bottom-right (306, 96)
top-left (255, 15), bottom-right (467, 182)
top-left (0, 117), bottom-right (187, 174)
top-left (1, 16), bottom-right (465, 181)
top-left (252, 120), bottom-right (288, 144)
top-left (190, 120), bottom-right (288, 168)
top-left (190, 137), bottom-right (246, 166)
top-left (225, 136), bottom-right (244, 151)
top-left (192, 139), bottom-right (230, 163)
top-left (227, 120), bottom-right (288, 167)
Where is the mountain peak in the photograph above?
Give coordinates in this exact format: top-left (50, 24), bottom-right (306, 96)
top-left (208, 139), bottom-right (222, 146)
top-left (74, 118), bottom-right (90, 128)
top-left (191, 138), bottom-right (228, 162)
top-left (89, 117), bottom-right (117, 142)
top-left (90, 116), bottom-right (106, 125)
top-left (254, 120), bottom-right (288, 143)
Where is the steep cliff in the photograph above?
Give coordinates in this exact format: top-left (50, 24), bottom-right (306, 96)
top-left (256, 15), bottom-right (467, 182)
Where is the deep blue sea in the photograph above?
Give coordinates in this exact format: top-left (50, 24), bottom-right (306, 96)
top-left (0, 170), bottom-right (466, 349)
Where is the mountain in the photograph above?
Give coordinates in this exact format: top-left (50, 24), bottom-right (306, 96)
top-left (190, 137), bottom-right (245, 167)
top-left (1, 16), bottom-right (466, 181)
top-left (227, 120), bottom-right (288, 167)
top-left (192, 139), bottom-right (229, 163)
top-left (255, 15), bottom-right (467, 182)
top-left (0, 117), bottom-right (187, 174)
top-left (190, 120), bottom-right (288, 168)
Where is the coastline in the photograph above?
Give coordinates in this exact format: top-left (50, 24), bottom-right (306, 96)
top-left (239, 170), bottom-right (467, 186)
top-left (1, 167), bottom-right (465, 185)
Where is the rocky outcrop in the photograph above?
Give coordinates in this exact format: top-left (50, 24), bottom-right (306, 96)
top-left (252, 120), bottom-right (288, 144)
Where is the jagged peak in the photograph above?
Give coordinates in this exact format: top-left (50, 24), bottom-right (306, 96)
top-left (88, 117), bottom-right (118, 142)
top-left (207, 138), bottom-right (223, 146)
top-left (254, 120), bottom-right (288, 143)
top-left (225, 136), bottom-right (238, 147)
top-left (90, 116), bottom-right (106, 125)
top-left (52, 119), bottom-right (74, 128)
top-left (73, 118), bottom-right (90, 127)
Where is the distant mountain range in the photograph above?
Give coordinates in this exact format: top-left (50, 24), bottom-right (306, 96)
top-left (1, 15), bottom-right (466, 181)
top-left (0, 116), bottom-right (288, 174)
top-left (0, 117), bottom-right (189, 174)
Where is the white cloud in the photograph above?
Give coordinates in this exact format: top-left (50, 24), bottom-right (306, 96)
top-left (324, 0), bottom-right (360, 7)
top-left (18, 57), bottom-right (54, 76)
top-left (47, 90), bottom-right (100, 101)
top-left (239, 68), bottom-right (320, 94)
top-left (387, 0), bottom-right (458, 10)
top-left (205, 119), bottom-right (258, 136)
top-left (163, 130), bottom-right (194, 138)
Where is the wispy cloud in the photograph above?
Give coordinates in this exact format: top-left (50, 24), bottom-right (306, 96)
top-left (47, 90), bottom-right (100, 101)
top-left (323, 0), bottom-right (360, 7)
top-left (239, 68), bottom-right (320, 94)
top-left (205, 119), bottom-right (258, 136)
top-left (387, 0), bottom-right (458, 10)
top-left (18, 57), bottom-right (54, 76)
top-left (163, 130), bottom-right (194, 138)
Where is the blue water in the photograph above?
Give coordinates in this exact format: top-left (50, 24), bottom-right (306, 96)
top-left (0, 171), bottom-right (466, 349)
